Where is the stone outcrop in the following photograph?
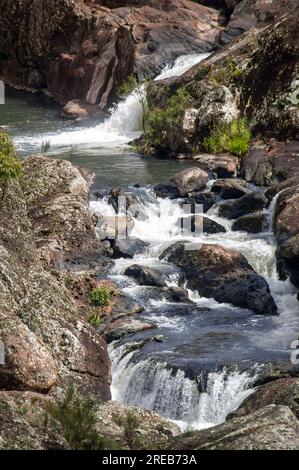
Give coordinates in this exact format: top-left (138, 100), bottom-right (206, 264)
top-left (0, 156), bottom-right (111, 399)
top-left (219, 192), bottom-right (267, 219)
top-left (0, 0), bottom-right (224, 115)
top-left (168, 405), bottom-right (299, 450)
top-left (160, 242), bottom-right (277, 314)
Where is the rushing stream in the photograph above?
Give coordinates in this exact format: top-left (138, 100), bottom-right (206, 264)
top-left (2, 53), bottom-right (299, 431)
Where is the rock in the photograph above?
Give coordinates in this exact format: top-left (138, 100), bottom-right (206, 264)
top-left (211, 178), bottom-right (249, 199)
top-left (169, 168), bottom-right (209, 195)
top-left (183, 191), bottom-right (219, 212)
top-left (176, 215), bottom-right (226, 234)
top-left (229, 378), bottom-right (299, 420)
top-left (104, 318), bottom-right (155, 343)
top-left (193, 154), bottom-right (239, 178)
top-left (241, 141), bottom-right (299, 186)
top-left (111, 237), bottom-right (149, 259)
top-left (0, 390), bottom-right (179, 449)
top-left (0, 156), bottom-right (111, 399)
top-left (153, 335), bottom-right (165, 343)
top-left (274, 185), bottom-right (299, 287)
top-left (168, 405), bottom-right (299, 450)
top-left (265, 176), bottom-right (299, 200)
top-left (0, 0), bottom-right (224, 113)
top-left (153, 182), bottom-right (182, 200)
top-left (62, 100), bottom-right (106, 120)
top-left (232, 213), bottom-right (267, 233)
top-left (124, 265), bottom-right (167, 288)
top-left (219, 192), bottom-right (267, 219)
top-left (0, 318), bottom-right (58, 393)
top-left (160, 242), bottom-right (277, 314)
top-left (95, 280), bottom-right (144, 320)
top-left (108, 189), bottom-right (147, 220)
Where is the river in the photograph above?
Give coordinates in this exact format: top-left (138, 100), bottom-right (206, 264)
top-left (1, 53), bottom-right (298, 432)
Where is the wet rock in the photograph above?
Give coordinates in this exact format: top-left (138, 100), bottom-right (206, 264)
top-left (219, 192), bottom-right (267, 219)
top-left (124, 265), bottom-right (168, 288)
top-left (160, 242), bottom-right (277, 314)
top-left (229, 378), bottom-right (299, 420)
top-left (104, 318), bottom-right (155, 343)
top-left (211, 178), bottom-right (249, 199)
top-left (232, 212), bottom-right (267, 233)
top-left (265, 176), bottom-right (299, 200)
top-left (193, 154), bottom-right (239, 178)
top-left (153, 182), bottom-right (182, 200)
top-left (183, 191), bottom-right (219, 212)
top-left (168, 405), bottom-right (299, 450)
top-left (111, 237), bottom-right (149, 259)
top-left (95, 280), bottom-right (144, 320)
top-left (169, 168), bottom-right (209, 195)
top-left (96, 214), bottom-right (135, 240)
top-left (108, 188), bottom-right (147, 220)
top-left (176, 215), bottom-right (226, 234)
top-left (241, 141), bottom-right (299, 186)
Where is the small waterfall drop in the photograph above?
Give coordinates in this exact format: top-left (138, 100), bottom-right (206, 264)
top-left (110, 342), bottom-right (257, 431)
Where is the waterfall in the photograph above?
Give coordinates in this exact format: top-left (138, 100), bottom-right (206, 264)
top-left (109, 342), bottom-right (257, 431)
top-left (24, 53), bottom-right (210, 150)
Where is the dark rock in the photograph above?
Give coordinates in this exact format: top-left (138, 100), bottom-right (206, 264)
top-left (265, 176), bottom-right (299, 200)
top-left (219, 192), bottom-right (267, 219)
top-left (160, 242), bottom-right (277, 315)
top-left (211, 178), bottom-right (249, 199)
top-left (124, 265), bottom-right (168, 288)
top-left (112, 237), bottom-right (149, 259)
top-left (153, 182), bottom-right (182, 199)
top-left (104, 318), bottom-right (155, 343)
top-left (232, 213), bottom-right (268, 233)
top-left (176, 215), bottom-right (226, 234)
top-left (193, 154), bottom-right (239, 178)
top-left (183, 191), bottom-right (219, 212)
top-left (168, 405), bottom-right (299, 450)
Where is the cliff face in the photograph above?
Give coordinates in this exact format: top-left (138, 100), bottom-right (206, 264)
top-left (0, 0), bottom-right (224, 114)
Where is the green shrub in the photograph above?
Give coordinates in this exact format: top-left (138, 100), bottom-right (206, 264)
top-left (203, 118), bottom-right (251, 158)
top-left (89, 287), bottom-right (112, 307)
top-left (47, 386), bottom-right (119, 450)
top-left (112, 411), bottom-right (140, 449)
top-left (141, 87), bottom-right (190, 153)
top-left (0, 130), bottom-right (22, 200)
top-left (88, 309), bottom-right (102, 327)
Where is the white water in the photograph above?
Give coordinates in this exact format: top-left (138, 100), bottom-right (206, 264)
top-left (110, 342), bottom-right (257, 431)
top-left (19, 53), bottom-right (210, 150)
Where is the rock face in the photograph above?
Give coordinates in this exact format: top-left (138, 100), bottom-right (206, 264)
top-left (274, 183), bottom-right (299, 287)
top-left (229, 378), bottom-right (299, 420)
top-left (0, 0), bottom-right (224, 114)
top-left (168, 405), bottom-right (299, 450)
top-left (0, 156), bottom-right (111, 399)
top-left (160, 242), bottom-right (277, 314)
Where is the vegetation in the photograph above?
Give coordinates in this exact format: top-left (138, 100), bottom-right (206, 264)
top-left (89, 287), bottom-right (112, 307)
top-left (203, 118), bottom-right (251, 158)
top-left (0, 130), bottom-right (22, 201)
top-left (47, 386), bottom-right (119, 450)
top-left (119, 75), bottom-right (149, 132)
top-left (210, 61), bottom-right (244, 85)
top-left (112, 411), bottom-right (140, 449)
top-left (88, 309), bottom-right (103, 327)
top-left (140, 87), bottom-right (191, 154)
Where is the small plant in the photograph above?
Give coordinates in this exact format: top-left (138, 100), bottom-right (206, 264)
top-left (119, 75), bottom-right (150, 132)
top-left (41, 140), bottom-right (51, 154)
top-left (89, 287), bottom-right (112, 307)
top-left (210, 61), bottom-right (243, 85)
top-left (203, 117), bottom-right (251, 158)
top-left (0, 130), bottom-right (22, 201)
top-left (88, 309), bottom-right (102, 327)
top-left (194, 65), bottom-right (211, 81)
top-left (47, 386), bottom-right (118, 450)
top-left (112, 411), bottom-right (140, 449)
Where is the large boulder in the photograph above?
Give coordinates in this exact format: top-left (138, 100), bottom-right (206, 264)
top-left (160, 242), bottom-right (277, 314)
top-left (232, 212), bottom-right (267, 233)
top-left (124, 265), bottom-right (168, 287)
top-left (170, 168), bottom-right (209, 195)
top-left (219, 192), bottom-right (267, 219)
top-left (168, 405), bottom-right (299, 450)
top-left (211, 178), bottom-right (249, 199)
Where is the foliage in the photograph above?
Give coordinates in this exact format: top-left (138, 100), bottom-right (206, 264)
top-left (88, 309), bottom-right (103, 327)
top-left (203, 118), bottom-right (251, 158)
top-left (0, 130), bottom-right (22, 200)
top-left (119, 75), bottom-right (149, 132)
top-left (140, 87), bottom-right (191, 153)
top-left (89, 287), bottom-right (112, 307)
top-left (210, 61), bottom-right (243, 85)
top-left (112, 411), bottom-right (140, 449)
top-left (47, 386), bottom-right (119, 450)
